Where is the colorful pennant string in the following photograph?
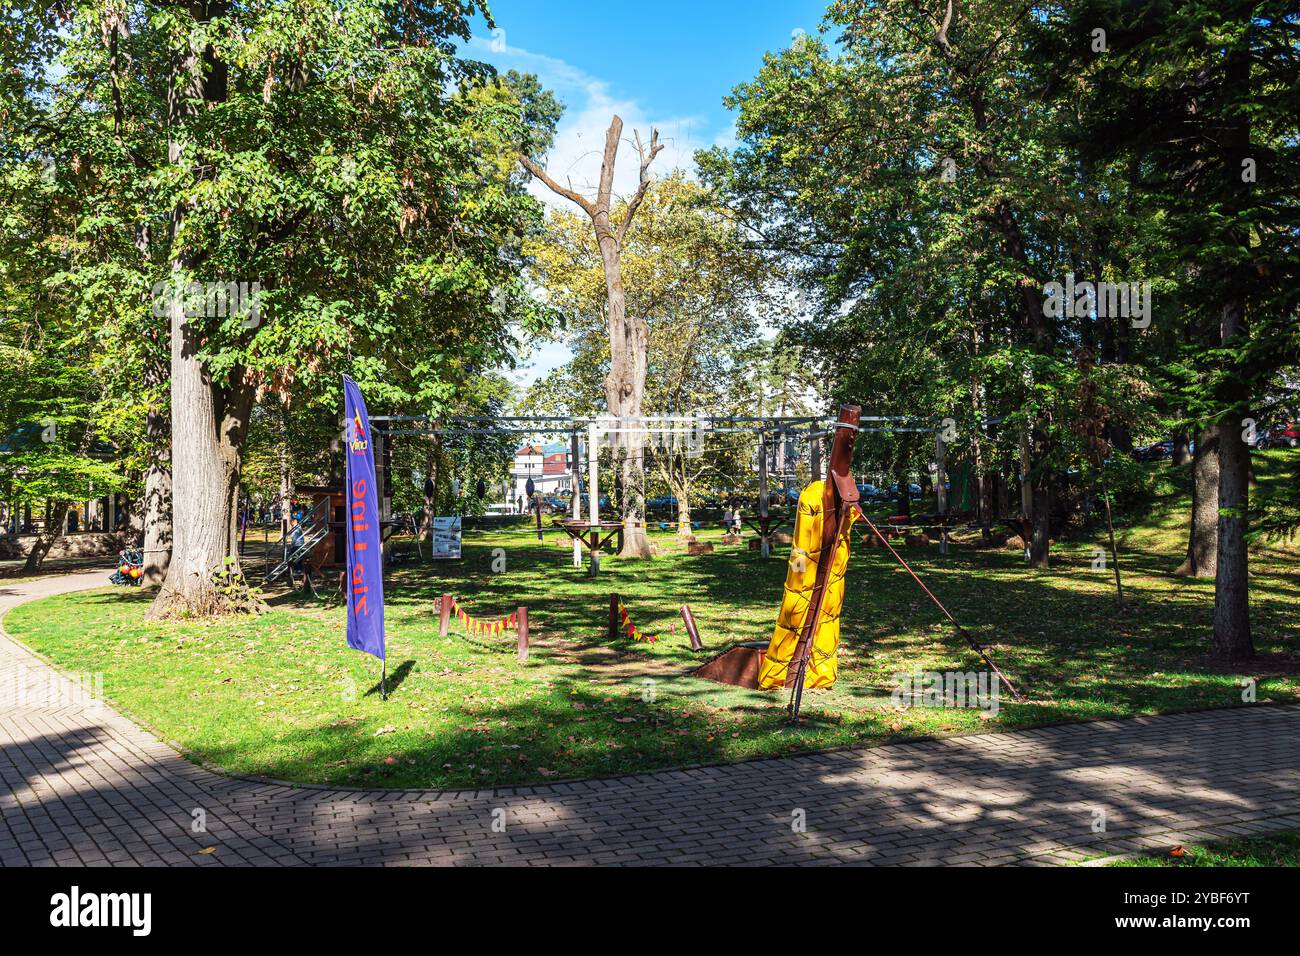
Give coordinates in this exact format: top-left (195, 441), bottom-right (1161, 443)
top-left (447, 595), bottom-right (517, 637)
top-left (617, 601), bottom-right (657, 643)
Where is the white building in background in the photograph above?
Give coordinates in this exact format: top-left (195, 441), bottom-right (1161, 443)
top-left (503, 442), bottom-right (574, 513)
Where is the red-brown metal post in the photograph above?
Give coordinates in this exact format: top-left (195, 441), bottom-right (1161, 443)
top-left (517, 607), bottom-right (529, 662)
top-left (680, 605), bottom-right (703, 651)
top-left (788, 405), bottom-right (861, 722)
top-left (439, 593), bottom-right (451, 637)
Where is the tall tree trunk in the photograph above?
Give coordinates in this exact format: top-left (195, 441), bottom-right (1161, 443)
top-left (1172, 425), bottom-right (1192, 466)
top-left (277, 446), bottom-right (292, 538)
top-left (969, 330), bottom-right (992, 540)
top-left (675, 496), bottom-right (692, 536)
top-left (1176, 423), bottom-right (1219, 577)
top-left (963, 49), bottom-right (1057, 566)
top-left (1018, 424), bottom-right (1034, 519)
top-left (595, 191), bottom-right (651, 556)
top-left (1029, 477), bottom-right (1051, 568)
top-left (1212, 314), bottom-right (1253, 660)
top-left (22, 501), bottom-right (69, 573)
top-left (654, 453), bottom-right (693, 538)
top-left (1211, 36), bottom-right (1254, 661)
top-left (149, 0), bottom-right (251, 618)
top-left (419, 436), bottom-right (438, 542)
top-left (149, 305), bottom-right (255, 617)
top-left (995, 465), bottom-right (1010, 521)
top-left (430, 433), bottom-right (444, 516)
top-left (141, 356), bottom-right (171, 587)
top-left (674, 455), bottom-right (693, 537)
top-left (520, 116), bottom-right (662, 560)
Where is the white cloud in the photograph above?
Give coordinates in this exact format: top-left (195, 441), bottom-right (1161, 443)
top-left (506, 337), bottom-right (571, 391)
top-left (464, 35), bottom-right (716, 211)
top-left (462, 36), bottom-right (766, 403)
top-left (466, 34), bottom-right (737, 396)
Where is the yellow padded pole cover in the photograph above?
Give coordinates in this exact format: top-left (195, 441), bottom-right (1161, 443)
top-left (757, 480), bottom-right (857, 690)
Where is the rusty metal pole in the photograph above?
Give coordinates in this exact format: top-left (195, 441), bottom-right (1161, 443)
top-left (439, 593), bottom-right (451, 637)
top-left (516, 607), bottom-right (529, 662)
top-left (680, 605), bottom-right (703, 651)
top-left (788, 405), bottom-right (861, 724)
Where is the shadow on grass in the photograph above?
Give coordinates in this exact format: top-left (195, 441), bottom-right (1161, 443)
top-left (366, 659), bottom-right (415, 698)
top-left (12, 519), bottom-right (1299, 795)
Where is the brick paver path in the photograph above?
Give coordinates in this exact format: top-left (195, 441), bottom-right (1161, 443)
top-left (3, 570), bottom-right (1298, 866)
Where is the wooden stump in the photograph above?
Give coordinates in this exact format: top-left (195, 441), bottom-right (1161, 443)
top-left (687, 541), bottom-right (714, 556)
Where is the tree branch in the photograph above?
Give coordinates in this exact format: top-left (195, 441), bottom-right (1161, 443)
top-left (617, 126), bottom-right (663, 243)
top-left (935, 0), bottom-right (955, 52)
top-left (519, 155), bottom-right (596, 216)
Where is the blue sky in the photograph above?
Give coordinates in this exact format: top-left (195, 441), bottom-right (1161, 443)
top-left (460, 1), bottom-right (832, 389)
top-left (467, 1), bottom-right (830, 173)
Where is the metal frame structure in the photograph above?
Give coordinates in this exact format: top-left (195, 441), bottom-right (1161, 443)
top-left (368, 411), bottom-right (977, 573)
top-left (370, 413), bottom-right (838, 575)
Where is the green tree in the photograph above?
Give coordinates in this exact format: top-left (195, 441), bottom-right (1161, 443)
top-left (10, 1), bottom-right (556, 613)
top-left (1040, 0), bottom-right (1300, 658)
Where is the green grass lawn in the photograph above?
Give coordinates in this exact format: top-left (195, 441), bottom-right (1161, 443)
top-left (1107, 831), bottom-right (1300, 867)
top-left (5, 452), bottom-right (1299, 790)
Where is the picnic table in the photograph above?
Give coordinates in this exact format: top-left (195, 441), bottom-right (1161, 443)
top-left (553, 519), bottom-right (633, 576)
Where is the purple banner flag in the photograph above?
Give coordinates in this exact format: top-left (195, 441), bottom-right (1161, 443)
top-left (343, 375), bottom-right (385, 662)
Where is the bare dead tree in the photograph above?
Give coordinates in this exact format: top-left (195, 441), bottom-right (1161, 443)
top-left (521, 115), bottom-right (663, 558)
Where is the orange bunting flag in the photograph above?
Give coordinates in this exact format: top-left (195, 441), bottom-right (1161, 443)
top-left (616, 601), bottom-right (656, 644)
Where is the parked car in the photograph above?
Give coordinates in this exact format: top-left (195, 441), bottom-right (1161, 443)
top-left (1134, 440), bottom-right (1174, 462)
top-left (885, 482), bottom-right (924, 497)
top-left (1257, 422), bottom-right (1300, 449)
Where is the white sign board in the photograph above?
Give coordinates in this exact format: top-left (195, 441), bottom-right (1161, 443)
top-left (430, 516), bottom-right (462, 560)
